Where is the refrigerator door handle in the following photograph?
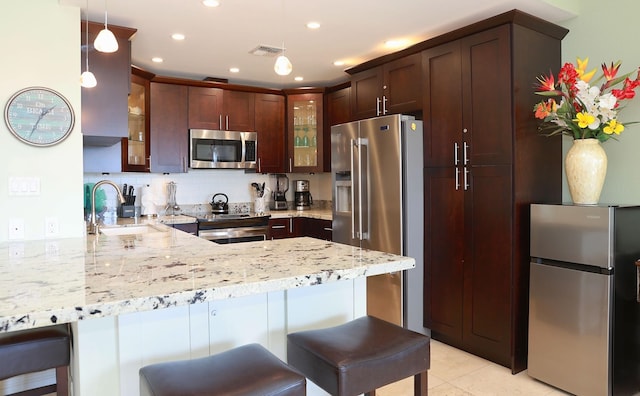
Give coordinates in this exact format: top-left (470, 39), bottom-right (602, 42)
top-left (351, 139), bottom-right (359, 239)
top-left (463, 141), bottom-right (470, 165)
top-left (464, 166), bottom-right (470, 190)
top-left (358, 137), bottom-right (370, 240)
top-left (375, 97), bottom-right (381, 117)
top-left (455, 167), bottom-right (460, 190)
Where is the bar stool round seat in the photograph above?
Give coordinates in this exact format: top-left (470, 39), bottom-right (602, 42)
top-left (139, 343), bottom-right (306, 396)
top-left (0, 325), bottom-right (70, 396)
top-left (287, 315), bottom-right (430, 396)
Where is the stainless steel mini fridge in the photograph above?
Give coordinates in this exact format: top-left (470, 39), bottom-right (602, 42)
top-left (529, 203), bottom-right (640, 396)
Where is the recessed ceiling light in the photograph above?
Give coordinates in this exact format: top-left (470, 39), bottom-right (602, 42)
top-left (306, 22), bottom-right (320, 29)
top-left (152, 57), bottom-right (163, 63)
top-left (172, 33), bottom-right (185, 41)
top-left (202, 0), bottom-right (220, 7)
top-left (295, 76), bottom-right (304, 81)
top-left (230, 67), bottom-right (240, 73)
top-left (333, 60), bottom-right (345, 66)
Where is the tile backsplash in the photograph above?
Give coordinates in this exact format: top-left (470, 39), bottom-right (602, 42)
top-left (84, 170), bottom-right (332, 216)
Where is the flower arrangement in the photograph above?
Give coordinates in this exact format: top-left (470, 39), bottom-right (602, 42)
top-left (533, 57), bottom-right (640, 142)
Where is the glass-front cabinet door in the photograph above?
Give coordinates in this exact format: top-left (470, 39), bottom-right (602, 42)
top-left (287, 92), bottom-right (323, 173)
top-left (122, 69), bottom-right (151, 172)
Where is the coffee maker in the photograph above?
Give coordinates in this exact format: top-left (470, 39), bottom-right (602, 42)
top-left (270, 174), bottom-right (289, 210)
top-left (295, 180), bottom-right (312, 210)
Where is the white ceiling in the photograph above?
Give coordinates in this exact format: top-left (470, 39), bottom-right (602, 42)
top-left (60, 0), bottom-right (577, 89)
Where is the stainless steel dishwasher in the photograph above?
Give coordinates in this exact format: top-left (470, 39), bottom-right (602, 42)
top-left (529, 203), bottom-right (640, 396)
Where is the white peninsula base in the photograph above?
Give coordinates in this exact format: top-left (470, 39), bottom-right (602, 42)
top-left (73, 278), bottom-right (366, 396)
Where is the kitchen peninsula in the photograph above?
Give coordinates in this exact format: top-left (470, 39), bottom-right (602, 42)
top-left (0, 224), bottom-right (414, 395)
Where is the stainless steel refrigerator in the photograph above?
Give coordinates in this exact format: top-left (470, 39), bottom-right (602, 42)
top-left (331, 114), bottom-right (425, 334)
top-left (529, 203), bottom-right (640, 396)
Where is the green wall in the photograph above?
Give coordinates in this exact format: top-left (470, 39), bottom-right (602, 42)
top-left (560, 0), bottom-right (640, 204)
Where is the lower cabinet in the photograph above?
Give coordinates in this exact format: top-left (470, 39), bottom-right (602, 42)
top-left (267, 217), bottom-right (332, 240)
top-left (169, 222), bottom-right (197, 235)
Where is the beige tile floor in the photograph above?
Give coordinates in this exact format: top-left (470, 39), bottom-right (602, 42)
top-left (377, 339), bottom-right (571, 396)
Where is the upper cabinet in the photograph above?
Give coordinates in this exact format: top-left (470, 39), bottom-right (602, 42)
top-left (255, 93), bottom-right (286, 173)
top-left (188, 87), bottom-right (255, 131)
top-left (286, 91), bottom-right (324, 173)
top-left (81, 22), bottom-right (137, 146)
top-left (150, 82), bottom-right (189, 173)
top-left (324, 83), bottom-right (351, 172)
top-left (122, 67), bottom-right (154, 172)
top-left (348, 53), bottom-right (422, 120)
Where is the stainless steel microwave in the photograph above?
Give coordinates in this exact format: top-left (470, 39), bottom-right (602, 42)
top-left (189, 129), bottom-right (257, 169)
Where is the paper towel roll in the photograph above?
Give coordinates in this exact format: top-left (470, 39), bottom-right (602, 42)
top-left (141, 184), bottom-right (157, 216)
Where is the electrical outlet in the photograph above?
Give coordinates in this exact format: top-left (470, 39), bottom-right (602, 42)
top-left (45, 217), bottom-right (59, 237)
top-left (8, 218), bottom-right (25, 240)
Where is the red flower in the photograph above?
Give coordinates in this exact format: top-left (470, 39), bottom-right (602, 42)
top-left (602, 62), bottom-right (621, 81)
top-left (536, 73), bottom-right (555, 91)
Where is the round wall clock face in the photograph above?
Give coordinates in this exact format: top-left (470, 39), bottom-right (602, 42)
top-left (4, 87), bottom-right (75, 147)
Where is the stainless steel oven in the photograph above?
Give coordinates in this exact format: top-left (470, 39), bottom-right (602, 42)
top-left (197, 214), bottom-right (269, 244)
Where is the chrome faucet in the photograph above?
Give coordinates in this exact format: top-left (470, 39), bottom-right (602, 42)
top-left (88, 180), bottom-right (126, 234)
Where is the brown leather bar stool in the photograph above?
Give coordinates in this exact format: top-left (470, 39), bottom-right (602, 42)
top-left (287, 315), bottom-right (430, 396)
top-left (0, 325), bottom-right (71, 396)
top-left (139, 343), bottom-right (306, 396)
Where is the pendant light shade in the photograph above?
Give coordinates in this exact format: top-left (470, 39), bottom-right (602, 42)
top-left (94, 0), bottom-right (118, 53)
top-left (81, 0), bottom-right (97, 88)
top-left (80, 71), bottom-right (97, 88)
top-left (274, 53), bottom-right (292, 76)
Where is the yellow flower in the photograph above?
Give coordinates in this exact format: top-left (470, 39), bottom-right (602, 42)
top-left (574, 112), bottom-right (596, 128)
top-left (603, 119), bottom-right (624, 135)
top-left (576, 57), bottom-right (597, 83)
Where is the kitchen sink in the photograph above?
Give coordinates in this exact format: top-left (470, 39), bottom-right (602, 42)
top-left (98, 224), bottom-right (166, 236)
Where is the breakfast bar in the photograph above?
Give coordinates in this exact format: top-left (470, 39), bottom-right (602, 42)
top-left (0, 224), bottom-right (415, 395)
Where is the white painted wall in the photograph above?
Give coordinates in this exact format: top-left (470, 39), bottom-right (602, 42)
top-left (1, 0), bottom-right (84, 241)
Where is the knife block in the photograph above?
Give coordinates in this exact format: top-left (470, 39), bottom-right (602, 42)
top-left (118, 204), bottom-right (136, 218)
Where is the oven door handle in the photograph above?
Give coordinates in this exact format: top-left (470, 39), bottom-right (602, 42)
top-left (198, 226), bottom-right (267, 240)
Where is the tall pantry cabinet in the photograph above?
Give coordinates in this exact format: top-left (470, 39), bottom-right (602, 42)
top-left (422, 12), bottom-right (568, 373)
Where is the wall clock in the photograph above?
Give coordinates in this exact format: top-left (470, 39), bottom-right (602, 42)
top-left (4, 87), bottom-right (75, 147)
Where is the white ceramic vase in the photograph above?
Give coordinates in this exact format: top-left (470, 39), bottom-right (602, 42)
top-left (565, 138), bottom-right (607, 205)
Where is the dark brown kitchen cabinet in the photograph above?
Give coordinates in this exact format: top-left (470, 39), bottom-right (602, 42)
top-left (255, 93), bottom-right (286, 173)
top-left (188, 87), bottom-right (255, 131)
top-left (122, 67), bottom-right (154, 172)
top-left (286, 91), bottom-right (324, 173)
top-left (170, 222), bottom-right (197, 235)
top-left (267, 218), bottom-right (296, 239)
top-left (348, 53), bottom-right (422, 121)
top-left (81, 22), bottom-right (137, 146)
top-left (324, 83), bottom-right (351, 172)
top-left (422, 15), bottom-right (567, 374)
top-left (150, 82), bottom-right (189, 173)
top-left (298, 218), bottom-right (332, 241)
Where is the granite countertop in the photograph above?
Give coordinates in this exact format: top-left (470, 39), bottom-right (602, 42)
top-left (267, 209), bottom-right (332, 220)
top-left (0, 222), bottom-right (412, 333)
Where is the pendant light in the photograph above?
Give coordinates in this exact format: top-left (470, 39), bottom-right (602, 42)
top-left (93, 0), bottom-right (118, 53)
top-left (274, 42), bottom-right (292, 76)
top-left (80, 0), bottom-right (97, 88)
top-left (274, 0), bottom-right (292, 76)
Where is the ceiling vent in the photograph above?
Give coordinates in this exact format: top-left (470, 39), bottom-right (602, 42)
top-left (249, 45), bottom-right (284, 57)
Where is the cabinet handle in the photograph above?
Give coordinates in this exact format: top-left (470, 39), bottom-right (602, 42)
top-left (289, 157), bottom-right (293, 173)
top-left (464, 166), bottom-right (470, 190)
top-left (271, 225), bottom-right (286, 229)
top-left (323, 227), bottom-right (333, 231)
top-left (225, 115), bottom-right (229, 130)
top-left (219, 115), bottom-right (223, 129)
top-left (289, 218), bottom-right (293, 233)
top-left (183, 156), bottom-right (188, 172)
top-left (382, 95), bottom-right (388, 115)
top-left (463, 142), bottom-right (469, 165)
top-left (454, 142), bottom-right (459, 165)
top-left (376, 97), bottom-right (381, 117)
top-left (455, 167), bottom-right (460, 191)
